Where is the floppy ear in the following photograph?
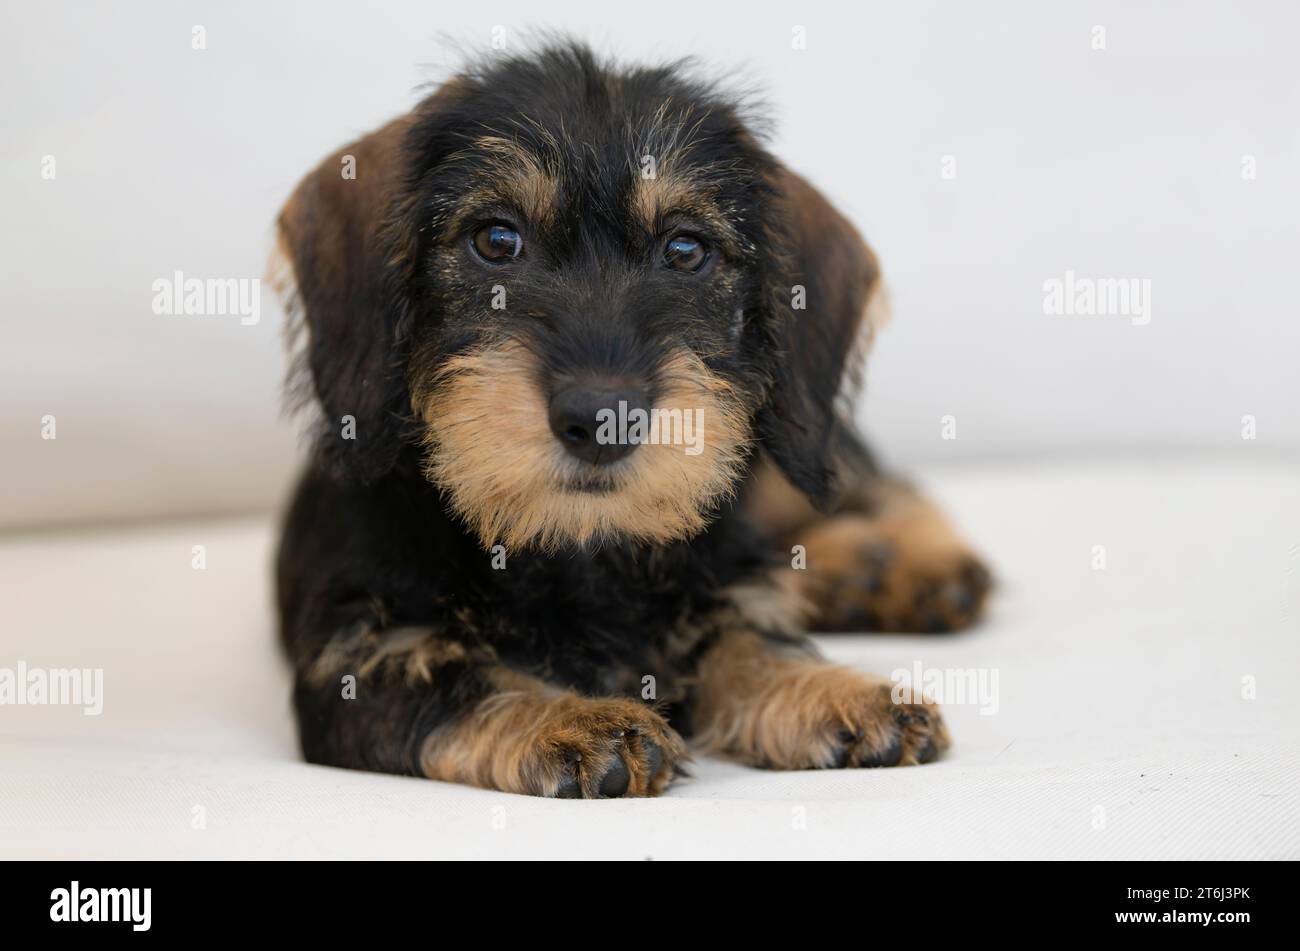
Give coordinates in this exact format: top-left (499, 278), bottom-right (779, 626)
top-left (756, 167), bottom-right (884, 509)
top-left (272, 114), bottom-right (418, 482)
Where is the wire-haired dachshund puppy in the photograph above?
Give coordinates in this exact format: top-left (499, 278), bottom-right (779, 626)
top-left (270, 42), bottom-right (991, 798)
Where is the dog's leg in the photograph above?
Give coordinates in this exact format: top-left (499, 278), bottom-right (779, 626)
top-left (292, 623), bottom-right (685, 798)
top-left (677, 585), bottom-right (948, 768)
top-left (747, 446), bottom-right (992, 633)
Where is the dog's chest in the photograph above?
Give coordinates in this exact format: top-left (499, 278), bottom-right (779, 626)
top-left (471, 545), bottom-right (701, 688)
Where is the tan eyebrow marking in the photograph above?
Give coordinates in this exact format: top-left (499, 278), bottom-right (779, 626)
top-left (448, 135), bottom-right (560, 229)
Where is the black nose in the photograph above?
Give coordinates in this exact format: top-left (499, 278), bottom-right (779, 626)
top-left (548, 385), bottom-right (649, 466)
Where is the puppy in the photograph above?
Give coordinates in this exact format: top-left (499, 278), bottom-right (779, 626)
top-left (271, 42), bottom-right (991, 798)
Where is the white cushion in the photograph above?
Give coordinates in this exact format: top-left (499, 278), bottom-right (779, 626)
top-left (2, 461), bottom-right (1296, 858)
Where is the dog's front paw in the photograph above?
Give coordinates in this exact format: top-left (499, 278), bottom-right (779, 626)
top-left (694, 649), bottom-right (949, 770)
top-left (539, 697), bottom-right (687, 799)
top-left (819, 678), bottom-right (949, 768)
top-left (424, 693), bottom-right (687, 798)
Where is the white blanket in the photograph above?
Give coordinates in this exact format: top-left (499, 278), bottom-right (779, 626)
top-left (2, 461), bottom-right (1296, 859)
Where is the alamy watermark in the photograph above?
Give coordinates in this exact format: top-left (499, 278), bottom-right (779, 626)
top-left (1042, 269), bottom-right (1151, 326)
top-left (595, 401), bottom-right (704, 456)
top-left (0, 661), bottom-right (103, 715)
top-left (891, 661), bottom-right (999, 715)
top-left (50, 881), bottom-right (150, 931)
top-left (152, 270), bottom-right (260, 325)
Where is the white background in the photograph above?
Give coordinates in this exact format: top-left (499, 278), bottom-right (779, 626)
top-left (3, 0), bottom-right (1298, 530)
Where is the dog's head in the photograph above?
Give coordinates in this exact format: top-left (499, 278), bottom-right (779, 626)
top-left (274, 42), bottom-right (880, 551)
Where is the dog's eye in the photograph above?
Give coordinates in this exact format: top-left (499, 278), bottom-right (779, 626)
top-left (472, 223), bottom-right (523, 263)
top-left (663, 233), bottom-right (708, 273)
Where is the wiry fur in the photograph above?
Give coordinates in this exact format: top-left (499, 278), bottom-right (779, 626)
top-left (416, 342), bottom-right (750, 550)
top-left (272, 41), bottom-right (990, 798)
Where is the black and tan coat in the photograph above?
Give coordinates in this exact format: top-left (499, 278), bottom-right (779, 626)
top-left (271, 42), bottom-right (990, 798)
